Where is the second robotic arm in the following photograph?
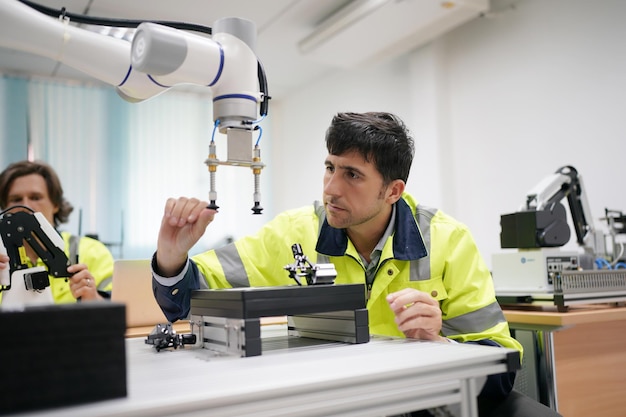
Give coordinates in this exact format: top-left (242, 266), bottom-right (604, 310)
top-left (501, 165), bottom-right (598, 255)
top-left (0, 210), bottom-right (72, 309)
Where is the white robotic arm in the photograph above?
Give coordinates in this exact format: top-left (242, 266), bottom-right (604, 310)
top-left (0, 210), bottom-right (72, 309)
top-left (0, 0), bottom-right (163, 101)
top-left (0, 1), bottom-right (261, 108)
top-left (522, 171), bottom-right (572, 212)
top-left (130, 21), bottom-right (261, 127)
top-left (0, 0), bottom-right (268, 212)
top-left (502, 165), bottom-right (597, 254)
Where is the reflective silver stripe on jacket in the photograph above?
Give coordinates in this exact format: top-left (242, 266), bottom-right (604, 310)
top-left (68, 234), bottom-right (79, 264)
top-left (410, 205), bottom-right (437, 281)
top-left (315, 201), bottom-right (505, 335)
top-left (97, 276), bottom-right (113, 291)
top-left (441, 301), bottom-right (506, 336)
top-left (314, 202), bottom-right (331, 264)
top-left (214, 244), bottom-right (250, 287)
top-left (412, 206), bottom-right (506, 334)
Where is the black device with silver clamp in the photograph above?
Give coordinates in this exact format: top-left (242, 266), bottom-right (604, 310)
top-left (189, 243), bottom-right (369, 357)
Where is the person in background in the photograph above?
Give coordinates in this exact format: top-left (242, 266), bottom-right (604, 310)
top-left (150, 112), bottom-right (561, 417)
top-left (0, 160), bottom-right (114, 302)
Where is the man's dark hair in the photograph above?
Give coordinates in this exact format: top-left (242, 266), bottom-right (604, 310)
top-left (325, 112), bottom-right (415, 184)
top-left (0, 160), bottom-right (73, 227)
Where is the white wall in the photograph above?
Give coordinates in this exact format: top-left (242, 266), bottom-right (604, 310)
top-left (441, 0), bottom-right (626, 264)
top-left (268, 0), bottom-right (626, 268)
top-left (268, 57), bottom-right (413, 212)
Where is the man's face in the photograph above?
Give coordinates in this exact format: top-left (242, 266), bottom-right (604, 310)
top-left (6, 173), bottom-right (59, 225)
top-left (323, 150), bottom-right (391, 231)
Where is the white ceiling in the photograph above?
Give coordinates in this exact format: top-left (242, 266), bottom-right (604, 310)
top-left (0, 0), bottom-right (489, 99)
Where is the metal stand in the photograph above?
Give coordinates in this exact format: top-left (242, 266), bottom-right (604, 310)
top-left (498, 269), bottom-right (626, 312)
top-left (509, 324), bottom-right (560, 412)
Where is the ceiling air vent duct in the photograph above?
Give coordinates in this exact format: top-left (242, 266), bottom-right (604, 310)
top-left (298, 0), bottom-right (488, 68)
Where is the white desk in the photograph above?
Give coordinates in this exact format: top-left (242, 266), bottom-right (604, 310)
top-left (22, 335), bottom-right (518, 417)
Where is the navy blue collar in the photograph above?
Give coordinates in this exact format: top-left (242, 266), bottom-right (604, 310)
top-left (315, 198), bottom-right (428, 261)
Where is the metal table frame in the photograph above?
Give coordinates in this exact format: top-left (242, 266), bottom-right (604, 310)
top-left (22, 335), bottom-right (519, 417)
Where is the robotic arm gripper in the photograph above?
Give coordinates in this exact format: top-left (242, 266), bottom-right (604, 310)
top-left (0, 209), bottom-right (72, 309)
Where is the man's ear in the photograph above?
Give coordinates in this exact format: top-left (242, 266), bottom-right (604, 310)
top-left (386, 179), bottom-right (405, 204)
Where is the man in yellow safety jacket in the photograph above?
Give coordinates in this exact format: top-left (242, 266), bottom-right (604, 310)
top-left (151, 112), bottom-right (558, 417)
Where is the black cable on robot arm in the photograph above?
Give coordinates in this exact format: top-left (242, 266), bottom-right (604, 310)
top-left (0, 205), bottom-right (35, 217)
top-left (257, 60), bottom-right (271, 117)
top-left (18, 0), bottom-right (213, 34)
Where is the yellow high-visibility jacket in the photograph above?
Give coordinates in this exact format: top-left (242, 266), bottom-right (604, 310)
top-left (156, 193), bottom-right (522, 354)
top-left (154, 193), bottom-right (522, 396)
